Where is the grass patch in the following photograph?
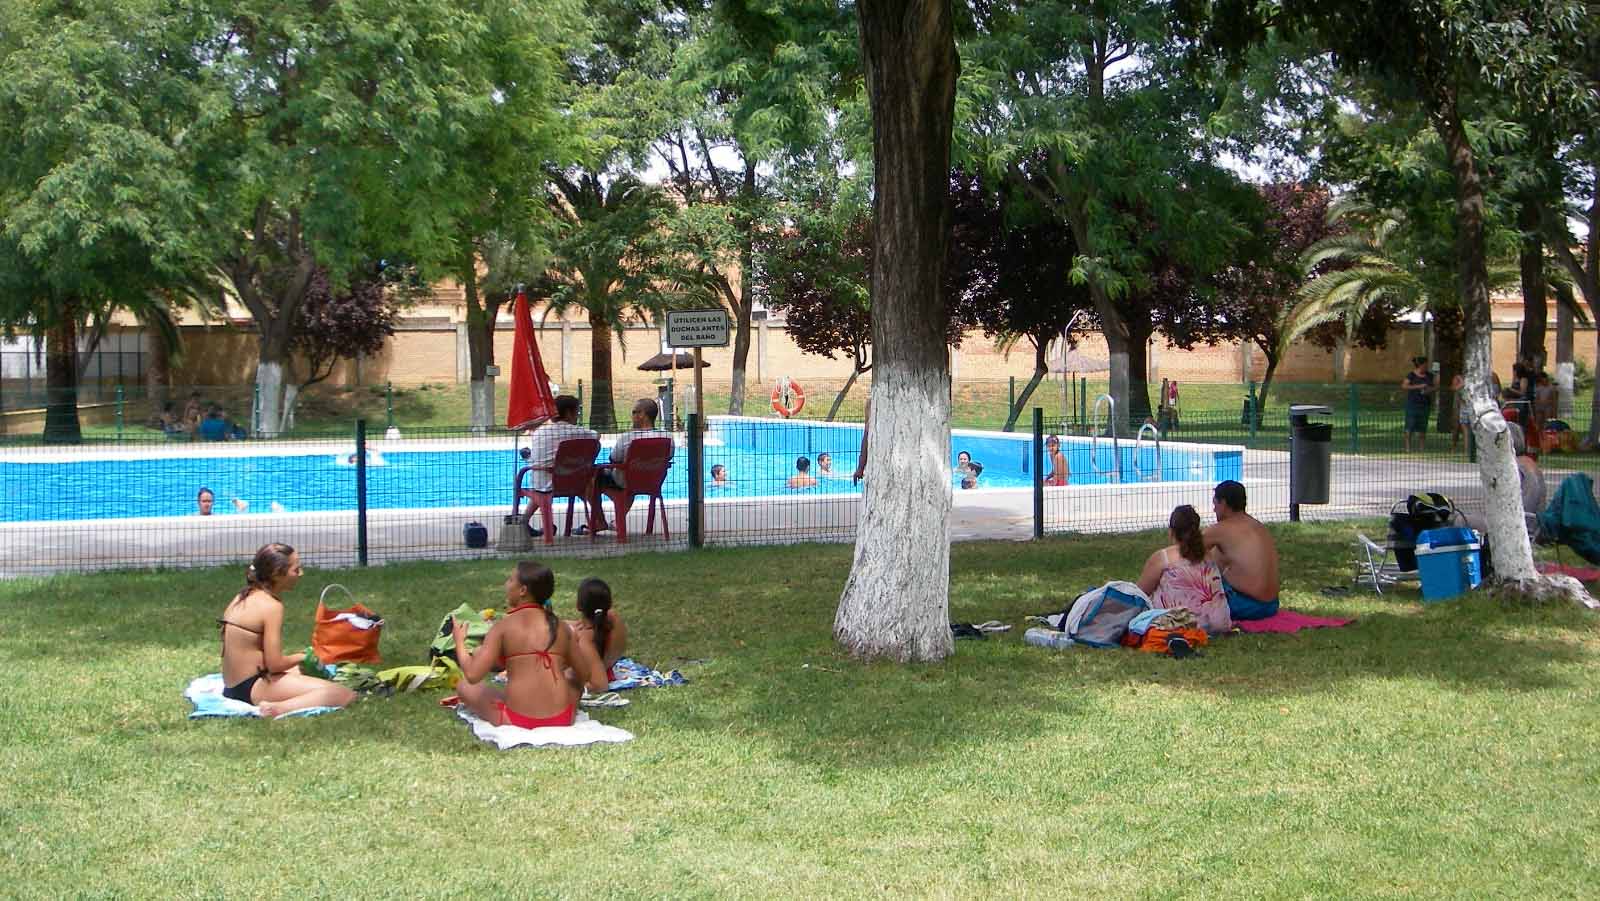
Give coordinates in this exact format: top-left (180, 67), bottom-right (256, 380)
top-left (3, 525), bottom-right (1598, 896)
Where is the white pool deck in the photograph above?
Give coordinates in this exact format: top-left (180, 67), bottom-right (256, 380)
top-left (0, 439), bottom-right (1530, 577)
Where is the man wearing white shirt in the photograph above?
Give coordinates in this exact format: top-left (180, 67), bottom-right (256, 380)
top-left (592, 397), bottom-right (674, 532)
top-left (519, 395), bottom-right (598, 534)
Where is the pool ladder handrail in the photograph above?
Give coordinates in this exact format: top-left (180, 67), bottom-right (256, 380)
top-left (1089, 394), bottom-right (1119, 481)
top-left (1133, 422), bottom-right (1162, 482)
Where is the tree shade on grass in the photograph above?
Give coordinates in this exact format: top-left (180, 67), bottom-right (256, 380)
top-left (2, 528), bottom-right (1597, 895)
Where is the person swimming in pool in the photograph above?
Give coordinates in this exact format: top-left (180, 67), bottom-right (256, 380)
top-left (1203, 480), bottom-right (1280, 620)
top-left (710, 463), bottom-right (731, 488)
top-left (1044, 435), bottom-right (1069, 486)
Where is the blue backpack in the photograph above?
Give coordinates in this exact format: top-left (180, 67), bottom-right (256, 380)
top-left (1066, 581), bottom-right (1151, 648)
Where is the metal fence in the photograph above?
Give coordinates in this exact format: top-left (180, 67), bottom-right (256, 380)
top-left (3, 385), bottom-right (1596, 577)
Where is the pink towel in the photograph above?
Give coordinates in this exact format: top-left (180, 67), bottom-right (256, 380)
top-left (1235, 609), bottom-right (1353, 634)
top-left (1536, 562), bottom-right (1600, 582)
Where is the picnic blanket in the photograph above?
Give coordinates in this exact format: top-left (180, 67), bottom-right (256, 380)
top-left (455, 705), bottom-right (633, 750)
top-left (184, 674), bottom-right (341, 720)
top-left (1536, 561), bottom-right (1600, 582)
top-left (609, 657), bottom-right (688, 691)
top-left (1233, 610), bottom-right (1353, 634)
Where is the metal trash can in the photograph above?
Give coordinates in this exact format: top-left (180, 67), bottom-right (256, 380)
top-left (1289, 404), bottom-right (1332, 511)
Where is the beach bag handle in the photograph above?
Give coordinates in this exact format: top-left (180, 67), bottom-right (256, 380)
top-left (320, 583), bottom-right (355, 608)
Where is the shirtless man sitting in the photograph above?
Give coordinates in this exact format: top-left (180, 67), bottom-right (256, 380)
top-left (1203, 480), bottom-right (1281, 620)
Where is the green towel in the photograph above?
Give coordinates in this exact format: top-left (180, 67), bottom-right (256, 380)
top-left (429, 603), bottom-right (493, 662)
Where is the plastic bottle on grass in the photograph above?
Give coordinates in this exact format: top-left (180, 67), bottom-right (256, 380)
top-left (1024, 627), bottom-right (1075, 650)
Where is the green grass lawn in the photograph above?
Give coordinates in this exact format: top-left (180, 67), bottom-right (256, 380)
top-left (3, 525), bottom-right (1598, 896)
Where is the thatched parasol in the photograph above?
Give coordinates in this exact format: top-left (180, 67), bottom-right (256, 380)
top-left (638, 351), bottom-right (710, 371)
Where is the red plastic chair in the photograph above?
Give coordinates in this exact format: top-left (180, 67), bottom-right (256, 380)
top-left (599, 437), bottom-right (674, 544)
top-left (513, 437), bottom-right (600, 545)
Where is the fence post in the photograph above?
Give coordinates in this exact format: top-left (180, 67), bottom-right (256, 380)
top-left (1348, 383), bottom-right (1359, 454)
top-left (1079, 377), bottom-right (1087, 432)
top-left (115, 385), bottom-right (124, 441)
top-left (1033, 407), bottom-right (1044, 540)
top-left (577, 379), bottom-right (584, 411)
top-left (384, 381), bottom-right (395, 430)
top-left (1246, 381), bottom-right (1258, 443)
top-left (355, 419), bottom-right (369, 566)
top-left (252, 382), bottom-right (261, 437)
top-left (687, 413), bottom-right (704, 548)
top-left (1008, 376), bottom-right (1016, 417)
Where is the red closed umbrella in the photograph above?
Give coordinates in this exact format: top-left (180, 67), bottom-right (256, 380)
top-left (506, 290), bottom-right (557, 429)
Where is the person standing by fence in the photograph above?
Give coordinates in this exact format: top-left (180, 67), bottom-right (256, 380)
top-left (1401, 356), bottom-right (1435, 453)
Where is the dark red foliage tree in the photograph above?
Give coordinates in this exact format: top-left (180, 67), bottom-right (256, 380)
top-left (946, 170), bottom-right (1092, 430)
top-left (290, 266), bottom-right (398, 399)
top-left (761, 210), bottom-right (966, 419)
top-left (1212, 181), bottom-right (1356, 410)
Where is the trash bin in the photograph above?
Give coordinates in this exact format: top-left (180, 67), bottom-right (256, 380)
top-left (1288, 404), bottom-right (1332, 505)
top-left (1415, 526), bottom-right (1482, 602)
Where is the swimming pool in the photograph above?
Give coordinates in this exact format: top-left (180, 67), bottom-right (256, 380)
top-left (0, 418), bottom-right (1244, 523)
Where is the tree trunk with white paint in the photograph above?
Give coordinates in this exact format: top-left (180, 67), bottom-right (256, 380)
top-left (834, 0), bottom-right (957, 663)
top-left (255, 360), bottom-right (285, 438)
top-left (1437, 99), bottom-right (1537, 582)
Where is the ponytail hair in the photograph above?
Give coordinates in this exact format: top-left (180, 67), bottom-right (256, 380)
top-left (234, 542), bottom-right (296, 605)
top-left (1169, 505), bottom-right (1205, 564)
top-left (514, 561), bottom-right (560, 649)
top-left (577, 577), bottom-right (613, 660)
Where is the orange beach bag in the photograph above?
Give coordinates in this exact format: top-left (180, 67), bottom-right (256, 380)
top-left (311, 584), bottom-right (384, 664)
top-left (1121, 627), bottom-right (1208, 655)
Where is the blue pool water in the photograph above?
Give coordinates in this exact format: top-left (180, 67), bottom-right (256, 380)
top-left (0, 418), bottom-right (1242, 523)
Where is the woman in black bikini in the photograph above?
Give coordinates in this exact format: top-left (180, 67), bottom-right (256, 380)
top-left (452, 562), bottom-right (608, 729)
top-left (218, 543), bottom-right (355, 717)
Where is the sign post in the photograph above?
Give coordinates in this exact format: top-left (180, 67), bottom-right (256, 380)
top-left (665, 310), bottom-right (731, 424)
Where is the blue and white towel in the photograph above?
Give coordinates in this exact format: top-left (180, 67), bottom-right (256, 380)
top-left (455, 706), bottom-right (634, 750)
top-left (184, 673), bottom-right (340, 720)
top-left (608, 657), bottom-right (688, 691)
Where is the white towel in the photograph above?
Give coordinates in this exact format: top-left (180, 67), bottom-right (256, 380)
top-left (455, 705), bottom-right (633, 749)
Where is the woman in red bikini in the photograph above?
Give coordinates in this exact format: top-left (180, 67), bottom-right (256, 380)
top-left (569, 577), bottom-right (628, 683)
top-left (452, 562), bottom-right (608, 729)
top-left (218, 543), bottom-right (355, 717)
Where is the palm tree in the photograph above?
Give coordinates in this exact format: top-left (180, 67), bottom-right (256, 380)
top-left (537, 170), bottom-right (711, 432)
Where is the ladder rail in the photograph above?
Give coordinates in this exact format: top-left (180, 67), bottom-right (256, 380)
top-left (1133, 422), bottom-right (1162, 482)
top-left (1089, 394), bottom-right (1119, 480)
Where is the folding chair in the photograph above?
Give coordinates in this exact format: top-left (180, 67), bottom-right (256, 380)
top-left (1353, 532), bottom-right (1421, 595)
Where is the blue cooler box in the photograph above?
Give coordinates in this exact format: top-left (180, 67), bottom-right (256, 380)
top-left (1415, 526), bottom-right (1482, 602)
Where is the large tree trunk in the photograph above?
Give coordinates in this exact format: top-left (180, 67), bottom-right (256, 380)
top-left (835, 0), bottom-right (957, 663)
top-left (727, 161), bottom-right (758, 416)
top-left (1124, 322), bottom-right (1154, 428)
top-left (588, 309), bottom-right (617, 432)
top-left (1436, 99), bottom-right (1535, 583)
top-left (144, 320), bottom-right (172, 412)
top-left (1518, 199), bottom-right (1547, 366)
top-left (462, 261), bottom-right (496, 432)
top-left (43, 311), bottom-right (82, 445)
top-left (1555, 283), bottom-right (1575, 418)
top-left (1001, 341), bottom-right (1049, 432)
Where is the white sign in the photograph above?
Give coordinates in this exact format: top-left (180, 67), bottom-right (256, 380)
top-left (666, 309), bottom-right (730, 348)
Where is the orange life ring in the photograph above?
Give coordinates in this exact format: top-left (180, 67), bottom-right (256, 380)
top-left (771, 378), bottom-right (806, 418)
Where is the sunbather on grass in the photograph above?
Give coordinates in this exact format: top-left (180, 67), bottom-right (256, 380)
top-left (452, 562), bottom-right (607, 729)
top-left (569, 577), bottom-right (629, 682)
top-left (1135, 505), bottom-right (1231, 634)
top-left (218, 543), bottom-right (355, 717)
